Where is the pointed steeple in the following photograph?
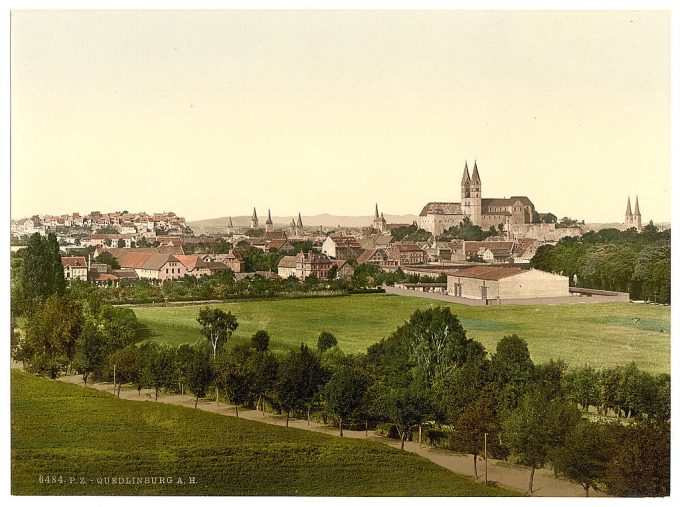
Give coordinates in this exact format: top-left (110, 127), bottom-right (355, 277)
top-left (461, 161), bottom-right (471, 184)
top-left (266, 209), bottom-right (273, 225)
top-left (252, 207), bottom-right (258, 221)
top-left (625, 196), bottom-right (632, 216)
top-left (374, 203), bottom-right (380, 219)
top-left (297, 212), bottom-right (303, 228)
top-left (228, 216), bottom-right (233, 227)
top-left (634, 195), bottom-right (641, 216)
top-left (471, 160), bottom-right (481, 184)
top-left (290, 217), bottom-right (296, 227)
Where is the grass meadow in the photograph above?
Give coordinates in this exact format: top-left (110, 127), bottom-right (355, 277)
top-left (133, 294), bottom-right (670, 373)
top-left (10, 369), bottom-right (514, 496)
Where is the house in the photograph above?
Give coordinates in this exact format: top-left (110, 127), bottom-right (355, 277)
top-left (387, 243), bottom-right (426, 266)
top-left (61, 256), bottom-right (88, 282)
top-left (480, 242), bottom-right (516, 263)
top-left (447, 266), bottom-right (569, 302)
top-left (322, 235), bottom-right (364, 260)
top-left (356, 248), bottom-right (394, 267)
top-left (201, 251), bottom-right (245, 273)
top-left (277, 255), bottom-right (298, 278)
top-left (332, 259), bottom-right (355, 279)
top-left (264, 238), bottom-right (294, 253)
top-left (276, 252), bottom-right (334, 280)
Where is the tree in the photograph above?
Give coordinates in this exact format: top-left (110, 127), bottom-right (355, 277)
top-left (275, 344), bottom-right (327, 426)
top-left (501, 389), bottom-right (581, 494)
top-left (185, 346), bottom-right (214, 408)
top-left (553, 420), bottom-right (609, 496)
top-left (96, 251), bottom-right (121, 269)
top-left (196, 307), bottom-right (239, 358)
top-left (248, 350), bottom-right (279, 414)
top-left (214, 348), bottom-right (252, 417)
top-left (322, 361), bottom-right (365, 436)
top-left (106, 344), bottom-right (141, 397)
top-left (140, 343), bottom-right (176, 400)
top-left (19, 233), bottom-right (65, 309)
top-left (317, 331), bottom-right (338, 353)
top-left (490, 334), bottom-right (535, 412)
top-left (18, 294), bottom-right (83, 378)
top-left (385, 379), bottom-right (432, 450)
top-left (72, 321), bottom-right (107, 385)
top-left (251, 330), bottom-right (270, 352)
top-left (454, 390), bottom-right (499, 478)
top-left (565, 366), bottom-right (600, 412)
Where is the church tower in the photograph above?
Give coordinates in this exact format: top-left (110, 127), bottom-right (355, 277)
top-left (373, 203), bottom-right (386, 232)
top-left (297, 212), bottom-right (303, 229)
top-left (470, 161), bottom-right (482, 226)
top-left (265, 209), bottom-right (274, 232)
top-left (251, 207), bottom-right (258, 229)
top-left (633, 195), bottom-right (642, 231)
top-left (624, 196), bottom-right (634, 230)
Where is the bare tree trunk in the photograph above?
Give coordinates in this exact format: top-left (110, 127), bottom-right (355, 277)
top-left (117, 382), bottom-right (121, 397)
top-left (216, 387), bottom-right (219, 406)
top-left (194, 395), bottom-right (198, 409)
top-left (235, 404), bottom-right (239, 418)
top-left (400, 431), bottom-right (406, 450)
top-left (473, 453), bottom-right (478, 479)
top-left (155, 387), bottom-right (159, 401)
top-left (83, 374), bottom-right (88, 385)
top-left (365, 420), bottom-right (368, 437)
top-left (307, 406), bottom-right (310, 425)
top-left (529, 465), bottom-right (536, 494)
top-left (286, 411), bottom-right (290, 427)
top-left (339, 417), bottom-right (343, 437)
top-left (585, 484), bottom-right (589, 497)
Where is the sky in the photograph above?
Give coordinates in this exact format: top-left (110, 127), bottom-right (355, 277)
top-left (10, 10), bottom-right (671, 223)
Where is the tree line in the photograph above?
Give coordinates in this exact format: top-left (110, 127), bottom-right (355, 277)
top-left (530, 225), bottom-right (670, 303)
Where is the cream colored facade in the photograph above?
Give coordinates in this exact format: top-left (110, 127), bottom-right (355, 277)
top-left (447, 268), bottom-right (569, 300)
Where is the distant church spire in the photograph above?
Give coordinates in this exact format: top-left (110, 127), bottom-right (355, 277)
top-left (625, 196), bottom-right (632, 217)
top-left (471, 160), bottom-right (481, 184)
top-left (252, 207), bottom-right (258, 220)
top-left (374, 203), bottom-right (380, 219)
top-left (297, 212), bottom-right (303, 228)
top-left (228, 216), bottom-right (233, 227)
top-left (461, 161), bottom-right (471, 184)
top-left (634, 195), bottom-right (641, 216)
top-left (251, 207), bottom-right (258, 229)
top-left (266, 209), bottom-right (273, 224)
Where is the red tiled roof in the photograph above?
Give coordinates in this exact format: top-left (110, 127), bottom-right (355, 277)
top-left (61, 256), bottom-right (87, 268)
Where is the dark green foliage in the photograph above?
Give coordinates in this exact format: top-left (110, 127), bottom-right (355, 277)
top-left (185, 345), bottom-right (214, 407)
top-left (251, 330), bottom-right (270, 351)
top-left (436, 217), bottom-right (494, 242)
top-left (139, 343), bottom-right (177, 400)
top-left (275, 344), bottom-right (327, 425)
top-left (603, 420), bottom-right (670, 497)
top-left (453, 390), bottom-right (500, 478)
top-left (322, 360), bottom-right (366, 435)
top-left (564, 366), bottom-right (600, 411)
top-left (19, 233), bottom-right (65, 310)
top-left (391, 224), bottom-right (432, 242)
top-left (385, 378), bottom-right (433, 450)
top-left (96, 251), bottom-right (121, 269)
top-left (317, 331), bottom-right (338, 353)
top-left (18, 294), bottom-right (84, 378)
top-left (530, 227), bottom-right (670, 303)
top-left (552, 420), bottom-right (609, 496)
top-left (72, 322), bottom-right (107, 384)
top-left (106, 344), bottom-right (141, 396)
top-left (490, 334), bottom-right (535, 412)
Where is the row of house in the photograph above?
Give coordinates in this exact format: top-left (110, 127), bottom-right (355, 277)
top-left (277, 252), bottom-right (354, 280)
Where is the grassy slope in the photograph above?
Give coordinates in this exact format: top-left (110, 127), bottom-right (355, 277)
top-left (134, 294), bottom-right (670, 373)
top-left (11, 370), bottom-right (514, 496)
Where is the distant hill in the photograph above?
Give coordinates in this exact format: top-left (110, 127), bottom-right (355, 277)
top-left (188, 214), bottom-right (419, 233)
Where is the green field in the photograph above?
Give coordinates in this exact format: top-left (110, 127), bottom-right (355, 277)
top-left (10, 370), bottom-right (513, 496)
top-left (133, 294), bottom-right (671, 373)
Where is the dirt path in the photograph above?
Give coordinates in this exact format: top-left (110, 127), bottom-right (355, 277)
top-left (55, 374), bottom-right (605, 497)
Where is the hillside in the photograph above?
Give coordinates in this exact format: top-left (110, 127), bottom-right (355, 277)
top-left (11, 370), bottom-right (512, 496)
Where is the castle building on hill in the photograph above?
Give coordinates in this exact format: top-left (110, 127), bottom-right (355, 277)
top-left (419, 161), bottom-right (538, 236)
top-left (624, 196), bottom-right (642, 231)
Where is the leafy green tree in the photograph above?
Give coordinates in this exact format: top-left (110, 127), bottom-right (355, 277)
top-left (18, 294), bottom-right (83, 378)
top-left (106, 344), bottom-right (141, 396)
top-left (72, 321), bottom-right (108, 385)
top-left (322, 361), bottom-right (366, 436)
top-left (96, 251), bottom-right (121, 269)
top-left (454, 390), bottom-right (499, 479)
top-left (565, 366), bottom-right (600, 412)
top-left (197, 307), bottom-right (239, 357)
top-left (248, 350), bottom-right (279, 413)
top-left (501, 389), bottom-right (581, 494)
top-left (317, 331), bottom-right (338, 353)
top-left (603, 420), bottom-right (670, 497)
top-left (251, 330), bottom-right (270, 352)
top-left (185, 345), bottom-right (214, 408)
top-left (385, 378), bottom-right (432, 450)
top-left (275, 344), bottom-right (327, 426)
top-left (214, 347), bottom-right (252, 417)
top-left (553, 420), bottom-right (609, 496)
top-left (140, 343), bottom-right (177, 400)
top-left (535, 359), bottom-right (568, 400)
top-left (490, 334), bottom-right (535, 412)
top-left (19, 233), bottom-right (65, 309)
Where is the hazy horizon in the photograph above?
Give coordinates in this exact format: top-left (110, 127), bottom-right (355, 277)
top-left (11, 10), bottom-right (671, 224)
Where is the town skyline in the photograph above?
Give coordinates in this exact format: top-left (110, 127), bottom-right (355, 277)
top-left (11, 10), bottom-right (671, 223)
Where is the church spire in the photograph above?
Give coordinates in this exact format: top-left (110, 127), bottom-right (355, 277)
top-left (471, 160), bottom-right (481, 184)
top-left (297, 212), bottom-right (303, 228)
top-left (374, 203), bottom-right (380, 219)
top-left (228, 216), bottom-right (233, 227)
top-left (625, 196), bottom-right (632, 216)
top-left (461, 161), bottom-right (471, 184)
top-left (266, 209), bottom-right (273, 225)
top-left (634, 195), bottom-right (641, 216)
top-left (252, 207), bottom-right (258, 221)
